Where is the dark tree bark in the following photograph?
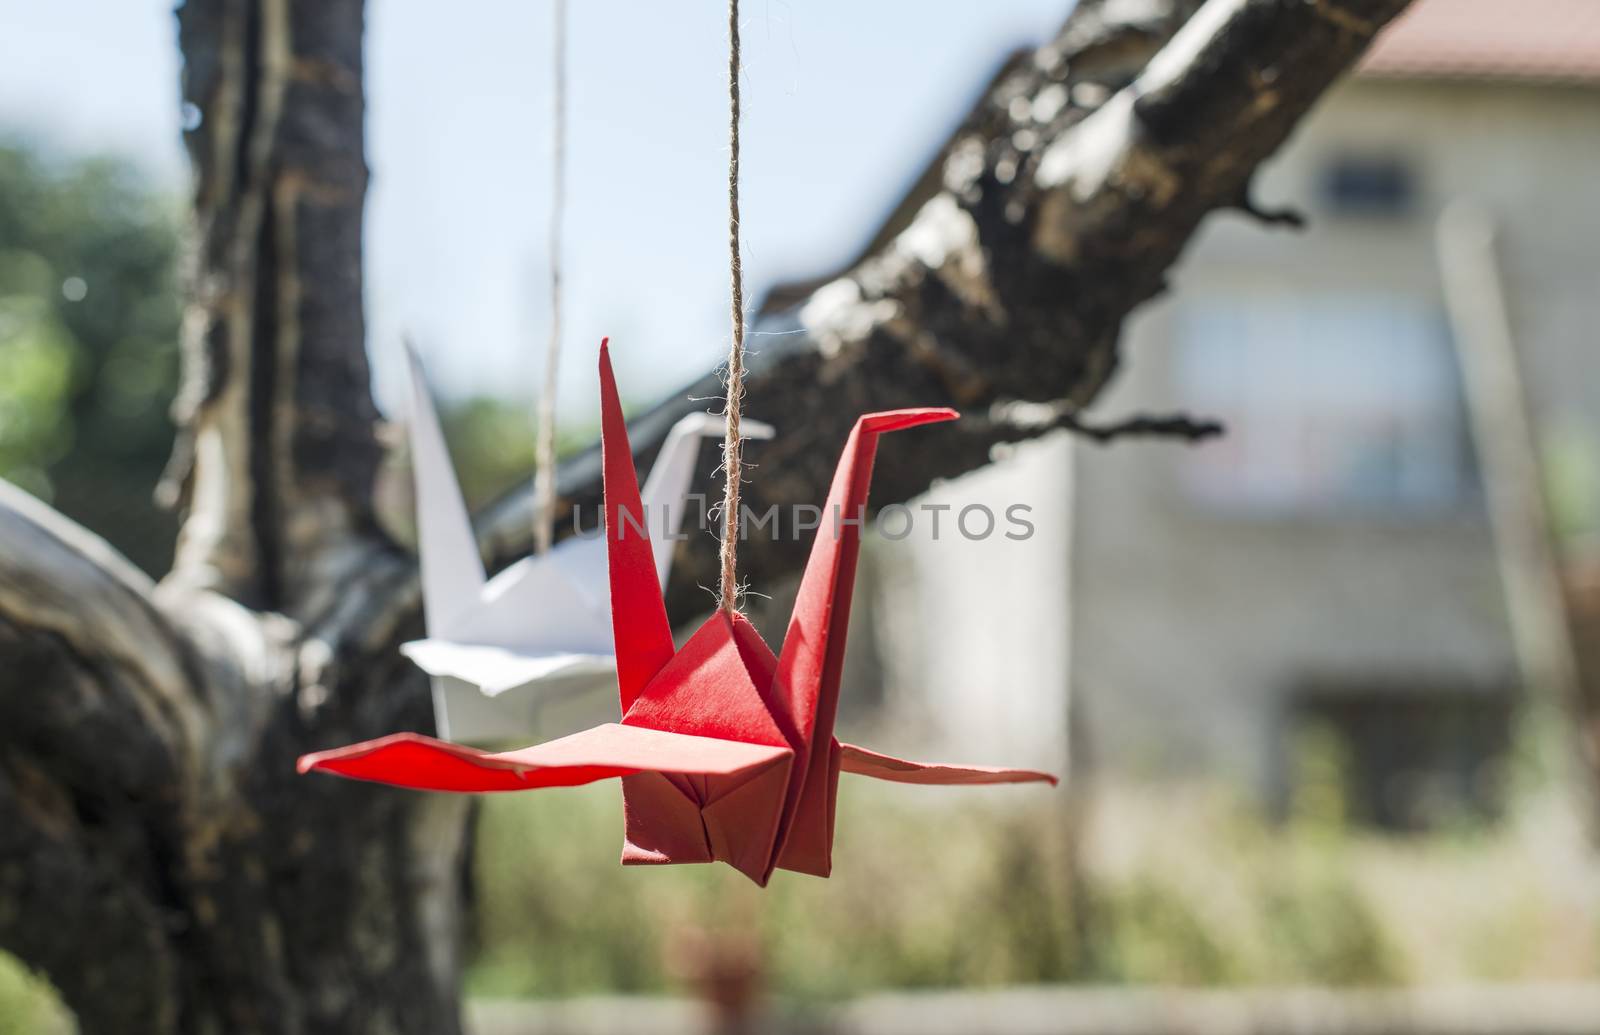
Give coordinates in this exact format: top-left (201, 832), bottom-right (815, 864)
top-left (0, 0), bottom-right (1411, 1030)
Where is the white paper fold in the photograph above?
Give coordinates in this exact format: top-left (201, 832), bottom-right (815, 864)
top-left (403, 343), bottom-right (772, 744)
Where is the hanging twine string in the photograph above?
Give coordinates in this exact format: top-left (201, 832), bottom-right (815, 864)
top-left (533, 0), bottom-right (567, 556)
top-left (718, 0), bottom-right (745, 614)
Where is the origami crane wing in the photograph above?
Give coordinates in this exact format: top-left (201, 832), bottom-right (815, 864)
top-left (402, 552), bottom-right (614, 741)
top-left (440, 552), bottom-right (612, 656)
top-left (399, 642), bottom-right (612, 700)
top-left (401, 569), bottom-right (614, 742)
top-left (297, 723), bottom-right (790, 793)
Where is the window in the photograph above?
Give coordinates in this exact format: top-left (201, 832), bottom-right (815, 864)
top-left (1175, 292), bottom-right (1472, 513)
top-left (1288, 680), bottom-right (1513, 832)
top-left (1321, 154), bottom-right (1416, 217)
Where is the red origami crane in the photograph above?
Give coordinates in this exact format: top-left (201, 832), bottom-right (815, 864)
top-left (299, 341), bottom-right (1056, 885)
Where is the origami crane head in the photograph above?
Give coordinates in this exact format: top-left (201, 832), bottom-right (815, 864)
top-left (401, 342), bottom-right (772, 743)
top-left (300, 340), bottom-right (1056, 885)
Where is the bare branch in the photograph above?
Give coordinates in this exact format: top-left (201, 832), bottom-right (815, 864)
top-left (982, 399), bottom-right (1224, 445)
top-left (1058, 411), bottom-right (1225, 445)
top-left (1230, 175), bottom-right (1308, 229)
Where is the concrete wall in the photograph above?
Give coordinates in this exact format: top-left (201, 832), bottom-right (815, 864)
top-left (865, 433), bottom-right (1076, 778)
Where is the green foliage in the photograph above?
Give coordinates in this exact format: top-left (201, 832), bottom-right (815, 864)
top-left (470, 786), bottom-right (1085, 1002)
top-left (1257, 868), bottom-right (1401, 986)
top-left (470, 764), bottom-right (1597, 1002)
top-left (0, 954), bottom-right (70, 1035)
top-left (0, 292), bottom-right (74, 499)
top-left (1543, 418), bottom-right (1600, 542)
top-left (1096, 874), bottom-right (1238, 985)
top-left (435, 397), bottom-right (540, 513)
top-left (429, 396), bottom-right (592, 510)
top-left (376, 395), bottom-right (598, 551)
top-left (1289, 721), bottom-right (1354, 835)
top-left (0, 142), bottom-right (182, 573)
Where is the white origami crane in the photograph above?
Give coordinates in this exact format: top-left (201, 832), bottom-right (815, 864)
top-left (402, 345), bottom-right (773, 744)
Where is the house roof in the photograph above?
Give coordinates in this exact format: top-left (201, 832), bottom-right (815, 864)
top-left (1360, 0), bottom-right (1600, 84)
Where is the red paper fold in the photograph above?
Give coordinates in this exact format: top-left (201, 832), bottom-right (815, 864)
top-left (300, 339), bottom-right (1056, 884)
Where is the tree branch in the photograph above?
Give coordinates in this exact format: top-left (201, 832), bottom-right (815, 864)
top-left (0, 477), bottom-right (463, 1033)
top-left (0, 757), bottom-right (183, 1032)
top-left (454, 0), bottom-right (1411, 623)
top-left (979, 398), bottom-right (1225, 445)
top-left (1061, 411), bottom-right (1224, 444)
top-left (0, 482), bottom-right (206, 1031)
top-left (164, 0), bottom-right (381, 616)
top-left (0, 480), bottom-right (208, 782)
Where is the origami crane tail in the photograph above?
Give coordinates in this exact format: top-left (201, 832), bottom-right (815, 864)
top-left (404, 342), bottom-right (487, 638)
top-left (773, 736), bottom-right (1058, 879)
top-left (771, 738), bottom-right (841, 878)
top-left (838, 742), bottom-right (1058, 786)
top-left (768, 407), bottom-right (958, 881)
top-left (598, 340), bottom-right (677, 711)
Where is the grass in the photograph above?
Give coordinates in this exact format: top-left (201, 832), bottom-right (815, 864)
top-left (466, 751), bottom-right (1599, 1000)
top-left (468, 780), bottom-right (1083, 1001)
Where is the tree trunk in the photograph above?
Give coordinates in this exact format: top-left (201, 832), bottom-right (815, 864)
top-left (0, 0), bottom-right (1412, 1030)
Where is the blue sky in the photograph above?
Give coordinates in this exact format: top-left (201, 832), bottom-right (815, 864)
top-left (1, 0), bottom-right (1073, 414)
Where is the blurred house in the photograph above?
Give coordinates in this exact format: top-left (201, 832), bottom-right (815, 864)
top-left (1069, 0), bottom-right (1600, 823)
top-left (851, 0), bottom-right (1600, 827)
